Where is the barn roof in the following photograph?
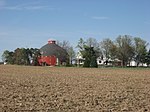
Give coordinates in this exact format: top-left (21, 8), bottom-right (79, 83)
top-left (40, 40), bottom-right (68, 61)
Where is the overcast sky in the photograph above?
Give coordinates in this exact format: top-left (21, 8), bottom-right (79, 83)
top-left (0, 0), bottom-right (150, 61)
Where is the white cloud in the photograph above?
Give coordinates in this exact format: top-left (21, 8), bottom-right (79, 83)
top-left (92, 16), bottom-right (109, 20)
top-left (1, 5), bottom-right (53, 11)
top-left (0, 1), bottom-right (54, 11)
top-left (0, 32), bottom-right (7, 35)
top-left (1, 6), bottom-right (21, 10)
top-left (24, 6), bottom-right (49, 10)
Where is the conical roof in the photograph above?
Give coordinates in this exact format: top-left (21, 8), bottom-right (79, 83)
top-left (40, 40), bottom-right (68, 62)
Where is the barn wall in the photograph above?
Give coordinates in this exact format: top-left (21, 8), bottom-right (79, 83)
top-left (38, 56), bottom-right (56, 66)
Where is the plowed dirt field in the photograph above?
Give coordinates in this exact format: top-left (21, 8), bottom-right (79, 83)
top-left (0, 65), bottom-right (150, 112)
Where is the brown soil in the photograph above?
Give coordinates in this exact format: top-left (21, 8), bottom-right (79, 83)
top-left (0, 65), bottom-right (150, 112)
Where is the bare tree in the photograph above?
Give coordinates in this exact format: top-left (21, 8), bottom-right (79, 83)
top-left (86, 37), bottom-right (99, 48)
top-left (115, 35), bottom-right (135, 67)
top-left (57, 40), bottom-right (76, 65)
top-left (76, 38), bottom-right (86, 51)
top-left (134, 37), bottom-right (148, 66)
top-left (100, 38), bottom-right (115, 65)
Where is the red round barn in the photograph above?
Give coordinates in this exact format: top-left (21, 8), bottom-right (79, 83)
top-left (38, 40), bottom-right (68, 66)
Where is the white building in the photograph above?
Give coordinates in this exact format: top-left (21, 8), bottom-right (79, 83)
top-left (128, 60), bottom-right (147, 67)
top-left (76, 51), bottom-right (84, 65)
top-left (76, 51), bottom-right (117, 66)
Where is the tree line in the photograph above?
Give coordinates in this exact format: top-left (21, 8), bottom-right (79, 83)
top-left (77, 35), bottom-right (150, 67)
top-left (2, 35), bottom-right (150, 67)
top-left (2, 48), bottom-right (41, 66)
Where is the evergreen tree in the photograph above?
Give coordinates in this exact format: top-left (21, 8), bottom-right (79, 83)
top-left (145, 49), bottom-right (150, 67)
top-left (82, 46), bottom-right (98, 68)
top-left (82, 46), bottom-right (90, 67)
top-left (77, 38), bottom-right (99, 68)
top-left (90, 56), bottom-right (98, 68)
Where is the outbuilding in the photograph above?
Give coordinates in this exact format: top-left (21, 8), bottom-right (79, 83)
top-left (38, 40), bottom-right (69, 66)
